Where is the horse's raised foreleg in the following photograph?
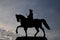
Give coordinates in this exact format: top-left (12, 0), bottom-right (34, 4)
top-left (34, 27), bottom-right (39, 37)
top-left (40, 27), bottom-right (45, 37)
top-left (16, 26), bottom-right (21, 34)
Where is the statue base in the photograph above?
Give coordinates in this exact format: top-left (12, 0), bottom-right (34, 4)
top-left (16, 36), bottom-right (47, 40)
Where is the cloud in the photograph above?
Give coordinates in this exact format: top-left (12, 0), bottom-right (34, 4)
top-left (46, 31), bottom-right (60, 40)
top-left (0, 22), bottom-right (15, 33)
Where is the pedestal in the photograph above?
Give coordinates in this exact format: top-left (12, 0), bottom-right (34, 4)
top-left (16, 36), bottom-right (47, 40)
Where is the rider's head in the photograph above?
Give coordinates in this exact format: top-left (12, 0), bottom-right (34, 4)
top-left (29, 9), bottom-right (33, 13)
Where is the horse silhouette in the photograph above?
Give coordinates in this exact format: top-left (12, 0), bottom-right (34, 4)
top-left (16, 9), bottom-right (50, 37)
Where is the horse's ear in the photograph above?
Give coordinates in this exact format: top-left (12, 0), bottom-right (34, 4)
top-left (15, 14), bottom-right (17, 18)
top-left (15, 14), bottom-right (17, 17)
top-left (15, 14), bottom-right (20, 22)
top-left (15, 14), bottom-right (17, 16)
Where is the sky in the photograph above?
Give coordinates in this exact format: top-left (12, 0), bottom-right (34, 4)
top-left (0, 0), bottom-right (60, 40)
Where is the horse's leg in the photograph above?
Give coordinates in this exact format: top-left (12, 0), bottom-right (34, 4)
top-left (24, 27), bottom-right (27, 37)
top-left (16, 26), bottom-right (21, 34)
top-left (34, 27), bottom-right (39, 37)
top-left (40, 27), bottom-right (45, 37)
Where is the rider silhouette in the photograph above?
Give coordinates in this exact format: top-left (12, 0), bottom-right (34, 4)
top-left (27, 9), bottom-right (33, 26)
top-left (27, 9), bottom-right (33, 20)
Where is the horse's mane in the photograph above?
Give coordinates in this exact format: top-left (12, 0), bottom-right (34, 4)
top-left (16, 14), bottom-right (26, 19)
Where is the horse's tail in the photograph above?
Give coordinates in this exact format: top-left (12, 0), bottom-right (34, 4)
top-left (41, 19), bottom-right (50, 30)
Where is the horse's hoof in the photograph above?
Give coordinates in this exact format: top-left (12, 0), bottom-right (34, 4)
top-left (34, 35), bottom-right (36, 37)
top-left (25, 36), bottom-right (27, 37)
top-left (16, 32), bottom-right (18, 34)
top-left (43, 35), bottom-right (45, 37)
top-left (16, 31), bottom-right (18, 34)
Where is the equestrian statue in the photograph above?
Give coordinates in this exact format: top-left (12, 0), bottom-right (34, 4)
top-left (16, 9), bottom-right (50, 37)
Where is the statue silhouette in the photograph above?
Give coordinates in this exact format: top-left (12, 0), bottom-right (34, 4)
top-left (16, 9), bottom-right (50, 37)
top-left (27, 9), bottom-right (33, 21)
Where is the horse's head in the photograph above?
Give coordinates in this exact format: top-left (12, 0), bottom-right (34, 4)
top-left (16, 14), bottom-right (20, 22)
top-left (16, 14), bottom-right (26, 22)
